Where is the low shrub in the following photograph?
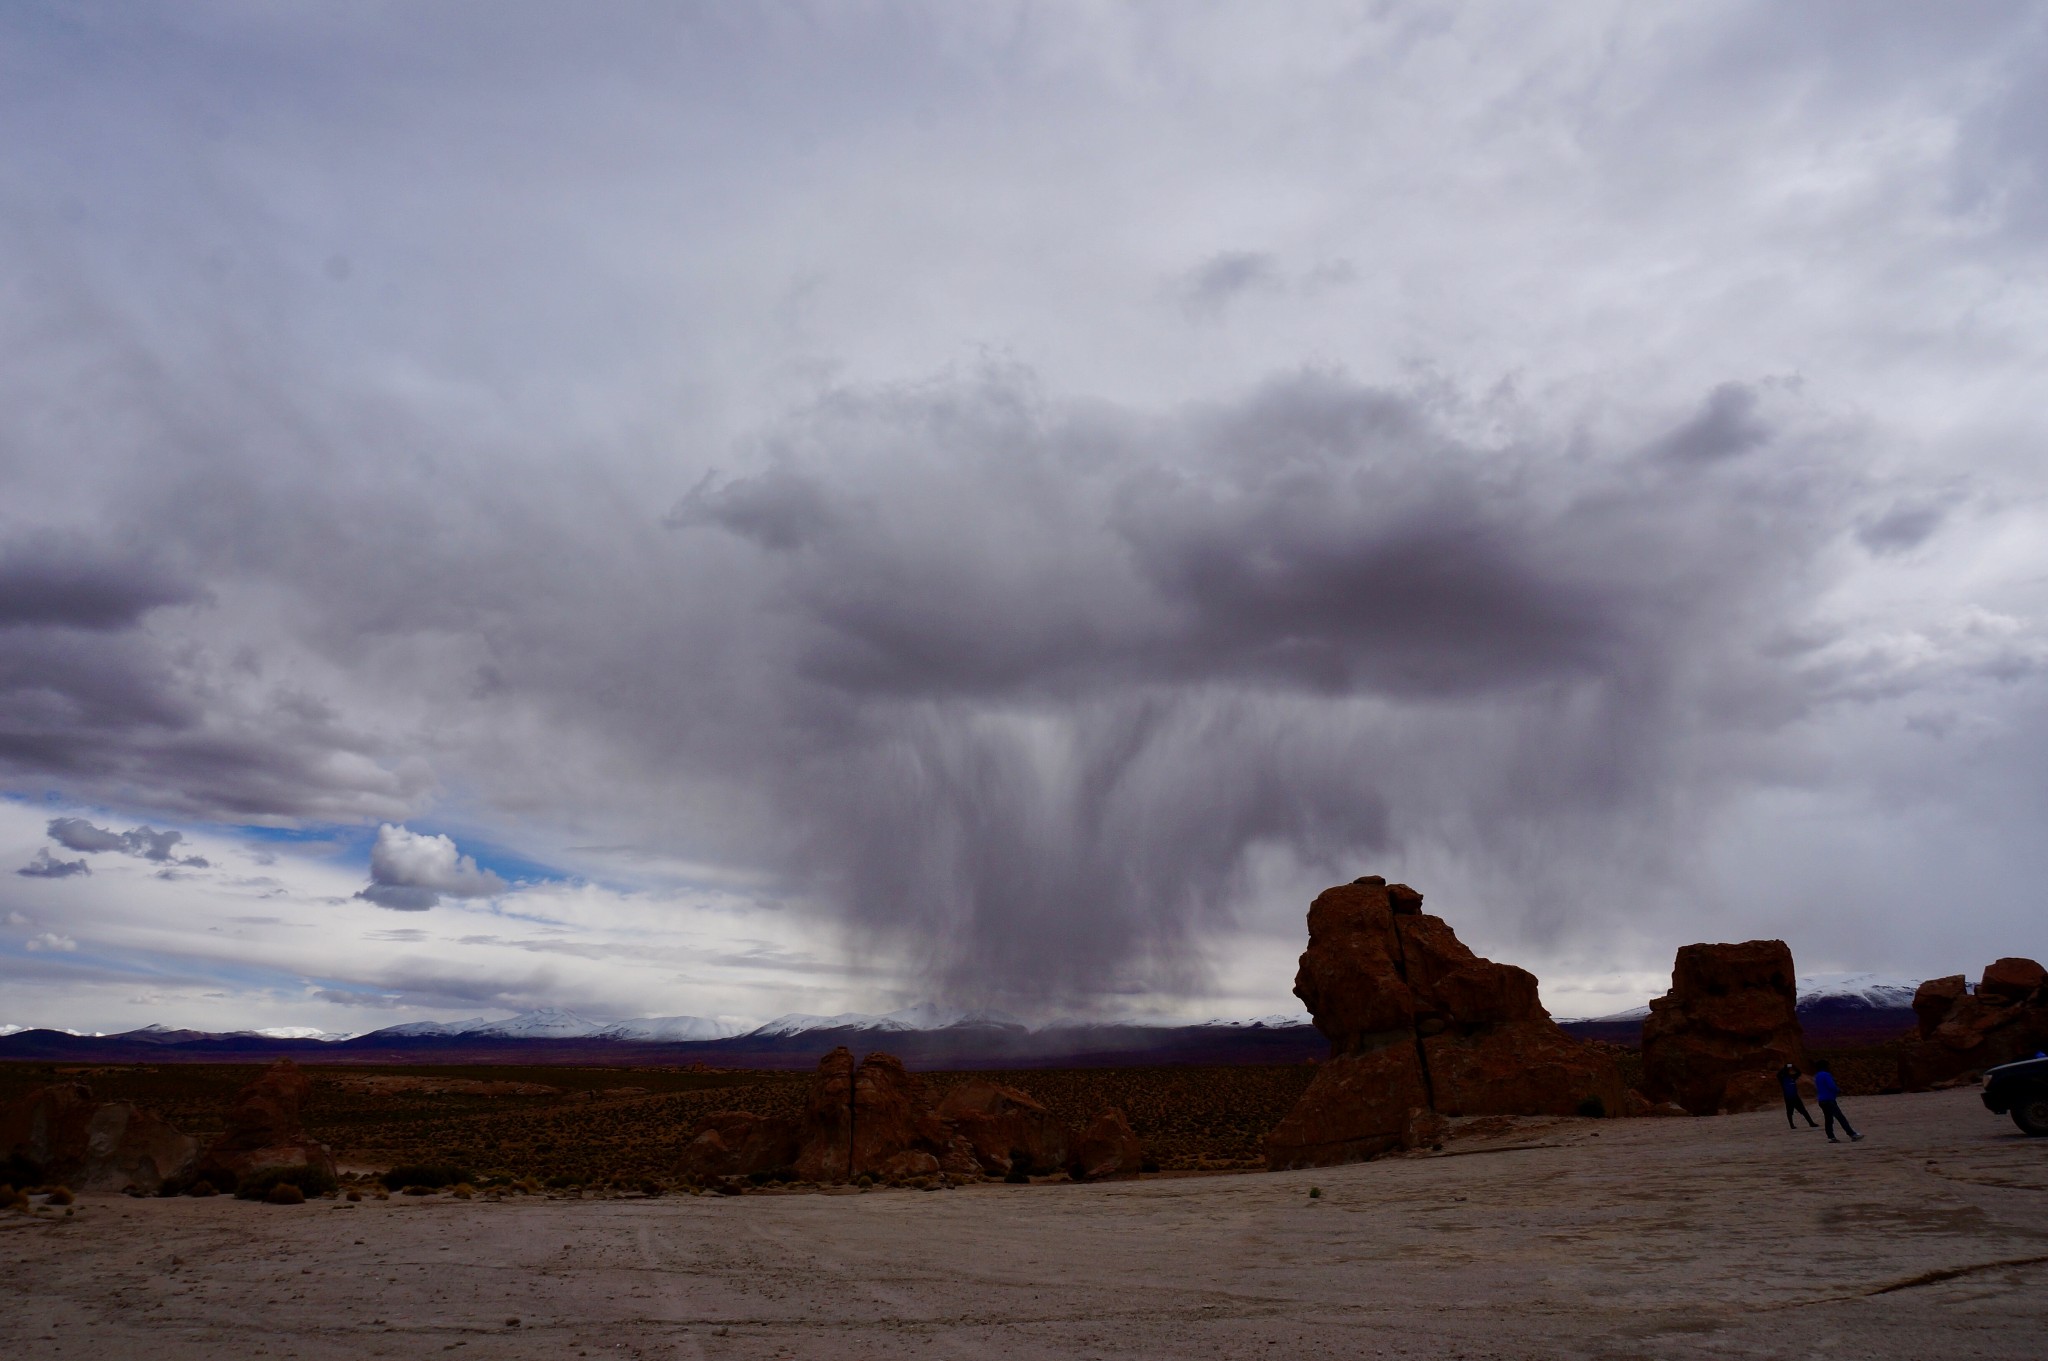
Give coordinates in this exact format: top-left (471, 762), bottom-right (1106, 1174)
top-left (264, 1183), bottom-right (306, 1205)
top-left (46, 1186), bottom-right (74, 1206)
top-left (1575, 1095), bottom-right (1608, 1119)
top-left (451, 1183), bottom-right (477, 1199)
top-left (381, 1163), bottom-right (469, 1191)
top-left (187, 1180), bottom-right (218, 1198)
top-left (1003, 1168), bottom-right (1030, 1184)
top-left (235, 1166), bottom-right (338, 1202)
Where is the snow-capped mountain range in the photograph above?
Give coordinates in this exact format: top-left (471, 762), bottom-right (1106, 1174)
top-left (364, 1004), bottom-right (1309, 1042)
top-left (1566, 972), bottom-right (1924, 1024)
top-left (6, 976), bottom-right (1928, 1044)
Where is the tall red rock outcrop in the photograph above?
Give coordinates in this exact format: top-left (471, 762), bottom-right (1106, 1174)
top-left (0, 1083), bottom-right (199, 1193)
top-left (195, 1059), bottom-right (336, 1191)
top-left (1898, 958), bottom-right (2048, 1089)
top-left (1639, 940), bottom-right (1807, 1115)
top-left (1266, 877), bottom-right (1627, 1170)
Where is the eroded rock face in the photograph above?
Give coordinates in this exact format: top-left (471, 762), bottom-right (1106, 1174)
top-left (1267, 877), bottom-right (1627, 1170)
top-left (935, 1081), bottom-right (1069, 1176)
top-left (1639, 940), bottom-right (1807, 1115)
top-left (195, 1059), bottom-right (336, 1191)
top-left (679, 1050), bottom-right (1137, 1184)
top-left (1070, 1108), bottom-right (1145, 1180)
top-left (791, 1047), bottom-right (858, 1182)
top-left (1898, 958), bottom-right (2048, 1089)
top-left (0, 1084), bottom-right (198, 1192)
top-left (676, 1112), bottom-right (800, 1182)
top-left (83, 1103), bottom-right (199, 1193)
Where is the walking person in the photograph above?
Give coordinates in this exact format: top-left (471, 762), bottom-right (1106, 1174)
top-left (1813, 1060), bottom-right (1863, 1143)
top-left (1778, 1063), bottom-right (1818, 1129)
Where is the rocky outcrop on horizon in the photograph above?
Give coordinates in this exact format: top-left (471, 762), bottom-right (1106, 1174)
top-left (1640, 940), bottom-right (1807, 1115)
top-left (1264, 877), bottom-right (1628, 1171)
top-left (0, 1082), bottom-right (199, 1193)
top-left (194, 1058), bottom-right (336, 1192)
top-left (678, 1047), bottom-right (1144, 1184)
top-left (1898, 958), bottom-right (2048, 1089)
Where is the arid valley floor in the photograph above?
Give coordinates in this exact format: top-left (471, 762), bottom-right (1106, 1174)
top-left (6, 1088), bottom-right (2045, 1360)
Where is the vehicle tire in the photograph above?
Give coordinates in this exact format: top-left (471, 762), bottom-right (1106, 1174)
top-left (2013, 1092), bottom-right (2048, 1137)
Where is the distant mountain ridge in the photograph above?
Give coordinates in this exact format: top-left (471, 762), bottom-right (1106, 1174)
top-left (0, 1005), bottom-right (1318, 1069)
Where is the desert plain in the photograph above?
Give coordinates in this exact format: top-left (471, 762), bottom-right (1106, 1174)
top-left (6, 1086), bottom-right (2045, 1361)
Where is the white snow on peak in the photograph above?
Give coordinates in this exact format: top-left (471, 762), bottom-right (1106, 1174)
top-left (1200, 1013), bottom-right (1313, 1029)
top-left (371, 1016), bottom-right (496, 1037)
top-left (595, 1015), bottom-right (748, 1042)
top-left (466, 1008), bottom-right (606, 1039)
top-left (0, 1023), bottom-right (23, 1037)
top-left (249, 1026), bottom-right (348, 1041)
top-left (745, 1004), bottom-right (1025, 1037)
top-left (1796, 972), bottom-right (1923, 1009)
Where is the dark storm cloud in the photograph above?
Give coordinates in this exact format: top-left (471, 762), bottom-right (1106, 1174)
top-left (1179, 251), bottom-right (1282, 314)
top-left (17, 848), bottom-right (90, 879)
top-left (1857, 501), bottom-right (1950, 556)
top-left (1647, 383), bottom-right (1772, 466)
top-left (653, 369), bottom-right (1849, 1001)
top-left (0, 537), bottom-right (199, 630)
top-left (4, 1), bottom-right (2048, 1026)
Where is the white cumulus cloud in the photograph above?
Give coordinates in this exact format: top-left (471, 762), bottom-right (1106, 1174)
top-left (355, 824), bottom-right (507, 911)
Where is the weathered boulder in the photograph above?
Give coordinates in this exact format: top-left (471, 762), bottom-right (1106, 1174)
top-left (675, 1112), bottom-right (799, 1182)
top-left (1912, 975), bottom-right (1967, 1036)
top-left (82, 1103), bottom-right (199, 1193)
top-left (195, 1059), bottom-right (336, 1192)
top-left (1639, 940), bottom-right (1807, 1115)
top-left (1266, 1044), bottom-right (1431, 1169)
top-left (936, 1081), bottom-right (1069, 1176)
top-left (1, 1083), bottom-right (97, 1185)
top-left (1266, 878), bottom-right (1627, 1170)
top-left (1069, 1108), bottom-right (1144, 1179)
top-left (1898, 958), bottom-right (2048, 1089)
top-left (0, 1084), bottom-right (198, 1192)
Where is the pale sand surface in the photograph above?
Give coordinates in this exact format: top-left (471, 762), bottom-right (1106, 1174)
top-left (6, 1088), bottom-right (2046, 1360)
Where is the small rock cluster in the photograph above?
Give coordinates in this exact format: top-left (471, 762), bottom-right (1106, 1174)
top-left (1899, 958), bottom-right (2048, 1089)
top-left (1639, 939), bottom-right (1808, 1115)
top-left (676, 1047), bottom-right (1145, 1186)
top-left (0, 1058), bottom-right (334, 1197)
top-left (1264, 877), bottom-right (1628, 1170)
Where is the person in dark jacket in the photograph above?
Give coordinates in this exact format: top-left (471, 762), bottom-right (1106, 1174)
top-left (1813, 1060), bottom-right (1862, 1142)
top-left (1778, 1063), bottom-right (1818, 1129)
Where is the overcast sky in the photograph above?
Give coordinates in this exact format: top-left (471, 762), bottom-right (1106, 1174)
top-left (4, 2), bottom-right (2047, 1035)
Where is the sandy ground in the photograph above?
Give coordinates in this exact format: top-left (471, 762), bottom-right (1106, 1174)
top-left (6, 1087), bottom-right (2045, 1360)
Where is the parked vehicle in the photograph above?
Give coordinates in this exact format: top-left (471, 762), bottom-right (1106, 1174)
top-left (1981, 1055), bottom-right (2048, 1136)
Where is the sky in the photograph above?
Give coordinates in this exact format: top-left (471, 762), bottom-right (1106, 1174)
top-left (4, 1), bottom-right (2048, 1036)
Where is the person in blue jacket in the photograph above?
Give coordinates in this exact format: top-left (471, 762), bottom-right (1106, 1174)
top-left (1812, 1060), bottom-right (1862, 1142)
top-left (1777, 1063), bottom-right (1818, 1129)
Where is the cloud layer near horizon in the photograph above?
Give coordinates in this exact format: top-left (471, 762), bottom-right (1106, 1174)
top-left (4, 2), bottom-right (2048, 1028)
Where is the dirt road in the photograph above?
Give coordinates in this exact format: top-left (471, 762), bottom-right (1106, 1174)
top-left (7, 1088), bottom-right (2045, 1359)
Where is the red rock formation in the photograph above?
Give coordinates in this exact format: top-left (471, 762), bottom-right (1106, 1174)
top-left (195, 1059), bottom-right (336, 1191)
top-left (1267, 878), bottom-right (1627, 1170)
top-left (1639, 940), bottom-right (1807, 1115)
top-left (936, 1081), bottom-right (1070, 1177)
top-left (0, 1084), bottom-right (198, 1192)
top-left (790, 1047), bottom-right (858, 1181)
top-left (1898, 958), bottom-right (2048, 1089)
top-left (676, 1112), bottom-right (799, 1182)
top-left (686, 1047), bottom-right (1002, 1185)
top-left (1069, 1108), bottom-right (1145, 1180)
